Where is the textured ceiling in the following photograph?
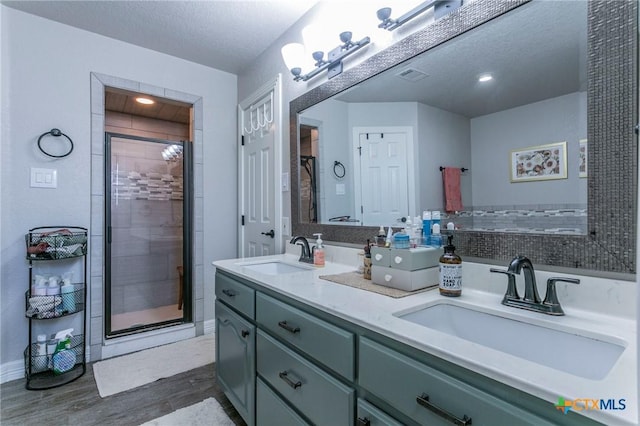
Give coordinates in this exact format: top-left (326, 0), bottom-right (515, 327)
top-left (334, 1), bottom-right (587, 118)
top-left (1, 0), bottom-right (317, 74)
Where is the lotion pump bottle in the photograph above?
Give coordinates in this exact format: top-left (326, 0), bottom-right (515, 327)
top-left (313, 233), bottom-right (325, 267)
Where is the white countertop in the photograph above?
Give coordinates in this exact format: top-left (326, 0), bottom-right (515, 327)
top-left (213, 253), bottom-right (637, 425)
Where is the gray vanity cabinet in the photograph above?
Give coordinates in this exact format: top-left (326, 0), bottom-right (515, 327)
top-left (215, 299), bottom-right (255, 426)
top-left (215, 269), bottom-right (600, 426)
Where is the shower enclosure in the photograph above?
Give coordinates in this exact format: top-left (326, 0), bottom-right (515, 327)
top-left (105, 133), bottom-right (192, 337)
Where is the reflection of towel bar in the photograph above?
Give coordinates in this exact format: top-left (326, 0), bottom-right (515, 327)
top-left (440, 166), bottom-right (468, 172)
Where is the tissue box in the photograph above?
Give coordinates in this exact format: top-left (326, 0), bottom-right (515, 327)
top-left (372, 265), bottom-right (439, 291)
top-left (371, 246), bottom-right (443, 271)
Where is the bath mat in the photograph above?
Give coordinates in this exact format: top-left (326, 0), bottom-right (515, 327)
top-left (93, 334), bottom-right (215, 397)
top-left (139, 397), bottom-right (234, 426)
top-left (319, 271), bottom-right (437, 298)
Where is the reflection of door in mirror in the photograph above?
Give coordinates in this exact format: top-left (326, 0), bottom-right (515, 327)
top-left (354, 128), bottom-right (412, 226)
top-left (300, 124), bottom-right (318, 223)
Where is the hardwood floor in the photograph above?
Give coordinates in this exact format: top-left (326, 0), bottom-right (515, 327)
top-left (0, 363), bottom-right (246, 426)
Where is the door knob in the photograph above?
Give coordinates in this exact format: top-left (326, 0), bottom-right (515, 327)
top-left (261, 229), bottom-right (275, 238)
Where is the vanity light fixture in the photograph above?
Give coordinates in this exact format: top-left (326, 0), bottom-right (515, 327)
top-left (281, 29), bottom-right (370, 82)
top-left (135, 97), bottom-right (155, 105)
top-left (478, 73), bottom-right (493, 82)
top-left (377, 0), bottom-right (462, 31)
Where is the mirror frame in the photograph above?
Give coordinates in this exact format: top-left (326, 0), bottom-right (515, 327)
top-left (290, 0), bottom-right (638, 275)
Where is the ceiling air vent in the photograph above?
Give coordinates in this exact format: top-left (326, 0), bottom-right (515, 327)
top-left (395, 68), bottom-right (428, 82)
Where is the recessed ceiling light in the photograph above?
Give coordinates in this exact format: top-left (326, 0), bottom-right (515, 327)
top-left (478, 74), bottom-right (493, 83)
top-left (135, 97), bottom-right (155, 105)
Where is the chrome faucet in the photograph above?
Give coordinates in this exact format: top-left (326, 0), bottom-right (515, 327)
top-left (490, 256), bottom-right (580, 316)
top-left (290, 236), bottom-right (313, 263)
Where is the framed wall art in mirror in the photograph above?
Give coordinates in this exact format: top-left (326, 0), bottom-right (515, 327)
top-left (290, 0), bottom-right (638, 275)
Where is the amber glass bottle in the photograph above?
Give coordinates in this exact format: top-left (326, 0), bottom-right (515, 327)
top-left (439, 235), bottom-right (462, 297)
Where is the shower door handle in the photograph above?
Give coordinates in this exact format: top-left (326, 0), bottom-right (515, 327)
top-left (261, 229), bottom-right (275, 238)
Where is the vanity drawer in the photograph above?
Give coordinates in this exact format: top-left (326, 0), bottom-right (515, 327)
top-left (215, 271), bottom-right (255, 319)
top-left (257, 330), bottom-right (354, 426)
top-left (357, 399), bottom-right (402, 426)
top-left (359, 337), bottom-right (554, 426)
top-left (256, 292), bottom-right (355, 380)
top-left (256, 377), bottom-right (310, 426)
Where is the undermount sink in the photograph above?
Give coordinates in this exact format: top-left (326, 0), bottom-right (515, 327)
top-left (396, 303), bottom-right (625, 380)
top-left (237, 260), bottom-right (313, 275)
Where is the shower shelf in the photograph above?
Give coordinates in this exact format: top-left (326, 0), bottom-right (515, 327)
top-left (24, 226), bottom-right (87, 390)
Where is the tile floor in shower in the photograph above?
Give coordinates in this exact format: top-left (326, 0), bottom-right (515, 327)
top-left (111, 304), bottom-right (183, 330)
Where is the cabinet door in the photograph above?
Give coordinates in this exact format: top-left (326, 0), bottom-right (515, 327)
top-left (215, 300), bottom-right (255, 426)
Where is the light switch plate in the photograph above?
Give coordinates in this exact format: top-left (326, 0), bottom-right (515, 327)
top-left (282, 217), bottom-right (291, 236)
top-left (30, 167), bottom-right (57, 188)
top-left (336, 183), bottom-right (345, 195)
top-left (281, 172), bottom-right (289, 192)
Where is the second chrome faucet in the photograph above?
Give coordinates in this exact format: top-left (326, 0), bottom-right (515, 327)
top-left (491, 255), bottom-right (580, 316)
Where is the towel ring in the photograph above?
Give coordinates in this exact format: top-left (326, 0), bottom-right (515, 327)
top-left (333, 161), bottom-right (346, 178)
top-left (37, 128), bottom-right (74, 158)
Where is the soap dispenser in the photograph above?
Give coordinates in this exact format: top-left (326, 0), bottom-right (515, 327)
top-left (439, 235), bottom-right (462, 297)
top-left (313, 233), bottom-right (325, 267)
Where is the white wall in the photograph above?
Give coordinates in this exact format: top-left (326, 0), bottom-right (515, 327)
top-left (0, 7), bottom-right (237, 369)
top-left (470, 92), bottom-right (587, 207)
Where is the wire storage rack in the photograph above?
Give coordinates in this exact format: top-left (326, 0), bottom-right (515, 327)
top-left (24, 226), bottom-right (88, 390)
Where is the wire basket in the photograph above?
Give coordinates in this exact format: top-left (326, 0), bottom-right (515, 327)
top-left (24, 334), bottom-right (84, 377)
top-left (25, 286), bottom-right (84, 319)
top-left (26, 227), bottom-right (87, 260)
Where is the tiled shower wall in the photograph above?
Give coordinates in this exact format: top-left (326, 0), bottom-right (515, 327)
top-left (107, 111), bottom-right (188, 315)
top-left (109, 137), bottom-right (185, 315)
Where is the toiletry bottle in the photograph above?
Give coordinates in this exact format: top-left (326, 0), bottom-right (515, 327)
top-left (422, 211), bottom-right (432, 246)
top-left (439, 235), bottom-right (462, 297)
top-left (431, 223), bottom-right (443, 247)
top-left (376, 226), bottom-right (386, 246)
top-left (386, 226), bottom-right (393, 247)
top-left (432, 211), bottom-right (441, 235)
top-left (60, 280), bottom-right (75, 313)
top-left (313, 233), bottom-right (325, 267)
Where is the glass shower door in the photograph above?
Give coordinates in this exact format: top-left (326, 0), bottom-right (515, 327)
top-left (105, 133), bottom-right (192, 336)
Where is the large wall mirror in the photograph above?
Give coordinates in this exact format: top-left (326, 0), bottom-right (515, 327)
top-left (290, 0), bottom-right (637, 275)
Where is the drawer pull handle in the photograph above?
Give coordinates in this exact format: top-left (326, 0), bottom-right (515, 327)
top-left (416, 393), bottom-right (472, 426)
top-left (222, 289), bottom-right (236, 298)
top-left (357, 417), bottom-right (371, 426)
top-left (278, 371), bottom-right (302, 389)
top-left (278, 320), bottom-right (300, 334)
top-left (241, 329), bottom-right (250, 338)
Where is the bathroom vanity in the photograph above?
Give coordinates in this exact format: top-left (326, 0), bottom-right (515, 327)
top-left (213, 254), bottom-right (636, 426)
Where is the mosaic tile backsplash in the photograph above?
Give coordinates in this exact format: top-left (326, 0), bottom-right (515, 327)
top-left (445, 204), bottom-right (587, 235)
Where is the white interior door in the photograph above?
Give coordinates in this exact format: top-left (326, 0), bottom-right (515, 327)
top-left (354, 128), bottom-right (413, 226)
top-left (239, 77), bottom-right (282, 257)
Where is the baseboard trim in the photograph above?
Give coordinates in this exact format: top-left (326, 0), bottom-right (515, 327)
top-left (0, 319), bottom-right (216, 384)
top-left (204, 318), bottom-right (215, 335)
top-left (1, 359), bottom-right (24, 384)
